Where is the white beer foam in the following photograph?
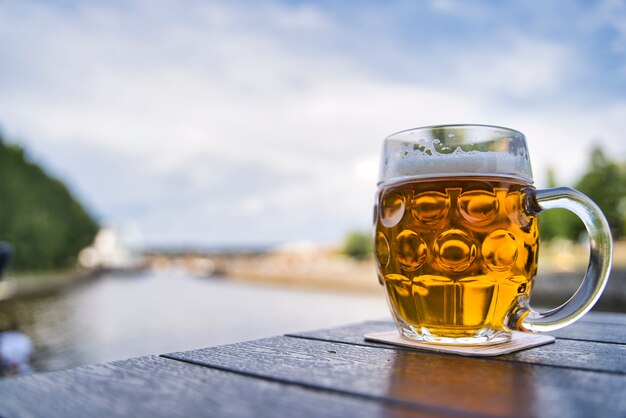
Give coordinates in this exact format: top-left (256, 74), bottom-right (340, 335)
top-left (382, 146), bottom-right (531, 184)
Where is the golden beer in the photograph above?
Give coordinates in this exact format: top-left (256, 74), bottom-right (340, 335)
top-left (375, 176), bottom-right (539, 343)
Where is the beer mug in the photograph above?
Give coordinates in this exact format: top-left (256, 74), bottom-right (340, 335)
top-left (374, 125), bottom-right (612, 345)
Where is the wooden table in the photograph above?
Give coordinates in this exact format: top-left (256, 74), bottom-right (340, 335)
top-left (0, 311), bottom-right (624, 417)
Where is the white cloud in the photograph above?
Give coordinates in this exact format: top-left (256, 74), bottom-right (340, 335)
top-left (454, 35), bottom-right (572, 99)
top-left (0, 0), bottom-right (624, 246)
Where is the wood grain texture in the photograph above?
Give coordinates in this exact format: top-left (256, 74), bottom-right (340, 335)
top-left (2, 313), bottom-right (624, 418)
top-left (288, 321), bottom-right (626, 372)
top-left (0, 355), bottom-right (430, 418)
top-left (578, 311), bottom-right (626, 325)
top-left (551, 322), bottom-right (626, 344)
top-left (164, 335), bottom-right (626, 418)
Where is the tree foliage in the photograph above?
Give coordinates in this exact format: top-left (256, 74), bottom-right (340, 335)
top-left (342, 230), bottom-right (373, 260)
top-left (539, 146), bottom-right (626, 241)
top-left (573, 147), bottom-right (625, 240)
top-left (537, 167), bottom-right (581, 241)
top-left (0, 133), bottom-right (99, 270)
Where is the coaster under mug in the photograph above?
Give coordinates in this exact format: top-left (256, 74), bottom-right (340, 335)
top-left (364, 330), bottom-right (555, 357)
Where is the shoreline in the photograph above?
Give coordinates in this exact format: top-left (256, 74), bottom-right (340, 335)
top-left (0, 269), bottom-right (100, 303)
top-left (224, 259), bottom-right (626, 313)
top-left (2, 259), bottom-right (624, 313)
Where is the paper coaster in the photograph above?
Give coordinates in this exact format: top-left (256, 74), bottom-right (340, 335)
top-left (364, 330), bottom-right (555, 357)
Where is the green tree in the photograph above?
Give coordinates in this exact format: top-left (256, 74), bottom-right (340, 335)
top-left (573, 147), bottom-right (625, 240)
top-left (0, 133), bottom-right (99, 270)
top-left (342, 230), bottom-right (373, 260)
top-left (539, 146), bottom-right (626, 242)
top-left (537, 167), bottom-right (580, 241)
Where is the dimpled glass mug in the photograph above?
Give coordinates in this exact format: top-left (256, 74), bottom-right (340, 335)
top-left (374, 125), bottom-right (612, 345)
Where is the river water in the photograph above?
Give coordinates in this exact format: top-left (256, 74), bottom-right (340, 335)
top-left (2, 270), bottom-right (390, 374)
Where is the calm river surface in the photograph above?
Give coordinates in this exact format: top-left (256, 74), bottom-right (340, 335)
top-left (3, 270), bottom-right (390, 374)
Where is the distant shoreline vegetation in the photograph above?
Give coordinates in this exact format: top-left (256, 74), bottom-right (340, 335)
top-left (539, 147), bottom-right (626, 242)
top-left (0, 132), bottom-right (98, 271)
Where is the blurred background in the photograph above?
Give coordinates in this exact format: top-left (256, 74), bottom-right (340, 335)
top-left (0, 0), bottom-right (625, 376)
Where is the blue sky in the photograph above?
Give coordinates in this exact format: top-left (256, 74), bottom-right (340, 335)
top-left (0, 0), bottom-right (625, 247)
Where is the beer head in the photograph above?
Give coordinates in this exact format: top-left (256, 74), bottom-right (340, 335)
top-left (379, 125), bottom-right (533, 187)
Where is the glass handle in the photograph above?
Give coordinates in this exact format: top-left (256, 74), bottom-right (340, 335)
top-left (508, 187), bottom-right (613, 332)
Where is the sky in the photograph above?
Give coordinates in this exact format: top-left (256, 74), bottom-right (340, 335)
top-left (0, 0), bottom-right (625, 248)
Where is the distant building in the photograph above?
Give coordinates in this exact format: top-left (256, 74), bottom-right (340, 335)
top-left (78, 227), bottom-right (142, 270)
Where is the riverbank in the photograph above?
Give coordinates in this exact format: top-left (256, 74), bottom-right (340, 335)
top-left (6, 240), bottom-right (624, 309)
top-left (0, 269), bottom-right (98, 303)
top-left (221, 241), bottom-right (626, 313)
top-left (226, 255), bottom-right (381, 293)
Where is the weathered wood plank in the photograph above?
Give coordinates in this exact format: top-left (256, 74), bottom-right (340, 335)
top-left (551, 322), bottom-right (626, 344)
top-left (579, 311), bottom-right (626, 325)
top-left (163, 336), bottom-right (626, 418)
top-left (0, 355), bottom-right (433, 418)
top-left (288, 321), bottom-right (626, 372)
